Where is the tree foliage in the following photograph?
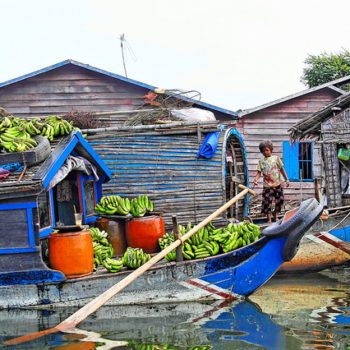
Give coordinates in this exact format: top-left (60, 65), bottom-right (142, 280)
top-left (301, 49), bottom-right (350, 88)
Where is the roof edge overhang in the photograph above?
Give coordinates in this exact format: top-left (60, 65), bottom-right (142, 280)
top-left (289, 92), bottom-right (350, 140)
top-left (0, 59), bottom-right (237, 118)
top-left (239, 78), bottom-right (350, 118)
top-left (33, 131), bottom-right (112, 189)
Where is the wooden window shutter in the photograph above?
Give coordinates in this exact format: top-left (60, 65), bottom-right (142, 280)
top-left (283, 141), bottom-right (299, 181)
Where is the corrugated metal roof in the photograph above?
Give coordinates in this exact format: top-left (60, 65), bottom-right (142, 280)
top-left (240, 75), bottom-right (350, 117)
top-left (0, 59), bottom-right (238, 118)
top-left (289, 92), bottom-right (350, 139)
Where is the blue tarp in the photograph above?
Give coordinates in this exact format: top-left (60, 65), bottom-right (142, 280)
top-left (1, 162), bottom-right (23, 172)
top-left (196, 132), bottom-right (220, 159)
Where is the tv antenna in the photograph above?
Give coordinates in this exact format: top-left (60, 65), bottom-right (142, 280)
top-left (119, 33), bottom-right (136, 78)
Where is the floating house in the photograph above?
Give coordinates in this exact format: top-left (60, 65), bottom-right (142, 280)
top-left (0, 59), bottom-right (237, 123)
top-left (0, 131), bottom-right (111, 284)
top-left (290, 92), bottom-right (350, 211)
top-left (237, 76), bottom-right (350, 215)
top-left (0, 60), bottom-right (247, 226)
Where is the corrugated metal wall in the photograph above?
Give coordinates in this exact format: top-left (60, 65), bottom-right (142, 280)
top-left (86, 124), bottom-right (246, 228)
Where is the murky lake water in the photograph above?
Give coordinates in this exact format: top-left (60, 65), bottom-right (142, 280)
top-left (1, 267), bottom-right (349, 350)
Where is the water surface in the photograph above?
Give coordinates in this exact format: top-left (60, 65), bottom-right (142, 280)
top-left (1, 267), bottom-right (349, 350)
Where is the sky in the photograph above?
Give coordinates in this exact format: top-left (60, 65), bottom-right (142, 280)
top-left (1, 0), bottom-right (350, 111)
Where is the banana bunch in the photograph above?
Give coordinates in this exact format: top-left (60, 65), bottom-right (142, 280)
top-left (179, 223), bottom-right (218, 260)
top-left (8, 117), bottom-right (42, 137)
top-left (159, 220), bottom-right (261, 262)
top-left (0, 116), bottom-right (12, 131)
top-left (159, 233), bottom-right (176, 261)
top-left (25, 119), bottom-right (44, 136)
top-left (102, 257), bottom-right (124, 273)
top-left (159, 223), bottom-right (219, 262)
top-left (93, 241), bottom-right (114, 265)
top-left (183, 225), bottom-right (210, 247)
top-left (45, 115), bottom-right (74, 138)
top-left (182, 240), bottom-right (220, 260)
top-left (95, 195), bottom-right (131, 215)
top-left (89, 227), bottom-right (114, 269)
top-left (158, 232), bottom-right (175, 250)
top-left (7, 117), bottom-right (22, 127)
top-left (0, 115), bottom-right (80, 144)
top-left (210, 221), bottom-right (261, 253)
top-left (89, 226), bottom-right (108, 242)
top-left (40, 123), bottom-right (55, 141)
top-left (130, 195), bottom-right (154, 217)
top-left (0, 126), bottom-right (37, 152)
top-left (123, 247), bottom-right (151, 269)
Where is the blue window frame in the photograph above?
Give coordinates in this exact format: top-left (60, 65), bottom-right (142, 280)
top-left (79, 174), bottom-right (99, 224)
top-left (38, 189), bottom-right (55, 239)
top-left (283, 141), bottom-right (313, 181)
top-left (0, 202), bottom-right (39, 254)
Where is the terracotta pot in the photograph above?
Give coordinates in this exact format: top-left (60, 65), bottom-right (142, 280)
top-left (126, 215), bottom-right (165, 253)
top-left (49, 230), bottom-right (93, 279)
top-left (96, 218), bottom-right (127, 256)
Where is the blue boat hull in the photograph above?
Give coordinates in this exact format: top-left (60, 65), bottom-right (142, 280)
top-left (0, 235), bottom-right (286, 308)
top-left (0, 197), bottom-right (325, 308)
top-left (198, 236), bottom-right (285, 296)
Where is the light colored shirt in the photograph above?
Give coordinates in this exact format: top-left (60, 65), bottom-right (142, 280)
top-left (257, 155), bottom-right (284, 188)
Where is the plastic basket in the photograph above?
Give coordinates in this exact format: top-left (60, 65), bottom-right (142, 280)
top-left (337, 148), bottom-right (350, 161)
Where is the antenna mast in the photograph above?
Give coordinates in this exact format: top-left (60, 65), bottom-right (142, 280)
top-left (120, 33), bottom-right (128, 77)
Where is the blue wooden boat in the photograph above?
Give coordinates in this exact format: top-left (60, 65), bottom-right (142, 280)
top-left (280, 210), bottom-right (350, 273)
top-left (0, 196), bottom-right (323, 309)
top-left (0, 129), bottom-right (324, 309)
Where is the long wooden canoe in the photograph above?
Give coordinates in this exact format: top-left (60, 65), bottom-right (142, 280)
top-left (280, 211), bottom-right (350, 273)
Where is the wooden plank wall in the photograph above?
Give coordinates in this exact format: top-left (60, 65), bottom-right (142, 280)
top-left (0, 64), bottom-right (151, 124)
top-left (321, 107), bottom-right (350, 207)
top-left (0, 64), bottom-right (233, 125)
top-left (237, 89), bottom-right (339, 213)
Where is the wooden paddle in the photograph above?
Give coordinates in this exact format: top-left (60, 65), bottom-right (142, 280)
top-left (5, 184), bottom-right (255, 346)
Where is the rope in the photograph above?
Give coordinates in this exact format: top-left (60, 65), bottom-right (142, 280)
top-left (328, 210), bottom-right (350, 232)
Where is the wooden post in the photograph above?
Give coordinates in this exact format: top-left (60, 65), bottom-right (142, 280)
top-left (197, 124), bottom-right (202, 144)
top-left (314, 178), bottom-right (320, 202)
top-left (18, 166), bottom-right (27, 182)
top-left (228, 161), bottom-right (234, 218)
top-left (172, 215), bottom-right (183, 262)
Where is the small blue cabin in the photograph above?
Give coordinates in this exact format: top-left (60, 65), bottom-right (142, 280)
top-left (0, 131), bottom-right (111, 284)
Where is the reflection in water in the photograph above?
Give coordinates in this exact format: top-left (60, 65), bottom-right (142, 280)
top-left (250, 271), bottom-right (350, 350)
top-left (0, 269), bottom-right (350, 350)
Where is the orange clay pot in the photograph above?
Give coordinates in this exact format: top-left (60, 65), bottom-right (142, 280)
top-left (126, 215), bottom-right (166, 253)
top-left (49, 230), bottom-right (94, 279)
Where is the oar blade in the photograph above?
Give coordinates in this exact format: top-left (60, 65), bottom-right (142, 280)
top-left (4, 326), bottom-right (60, 346)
